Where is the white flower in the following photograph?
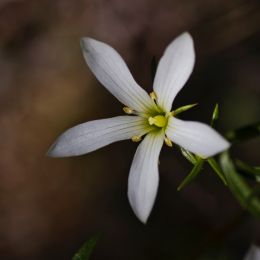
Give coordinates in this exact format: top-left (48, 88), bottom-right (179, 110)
top-left (243, 245), bottom-right (260, 260)
top-left (48, 32), bottom-right (230, 223)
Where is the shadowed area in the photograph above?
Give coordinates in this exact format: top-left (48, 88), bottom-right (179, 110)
top-left (0, 0), bottom-right (259, 259)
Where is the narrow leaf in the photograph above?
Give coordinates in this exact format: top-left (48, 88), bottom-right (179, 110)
top-left (207, 157), bottom-right (227, 185)
top-left (256, 167), bottom-right (260, 183)
top-left (225, 121), bottom-right (260, 143)
top-left (211, 103), bottom-right (219, 127)
top-left (236, 160), bottom-right (260, 178)
top-left (180, 147), bottom-right (197, 165)
top-left (172, 103), bottom-right (198, 116)
top-left (220, 152), bottom-right (260, 217)
top-left (72, 235), bottom-right (99, 260)
top-left (177, 159), bottom-right (204, 191)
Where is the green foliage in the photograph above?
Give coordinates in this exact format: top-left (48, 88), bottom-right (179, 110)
top-left (178, 104), bottom-right (227, 189)
top-left (207, 157), bottom-right (227, 185)
top-left (225, 121), bottom-right (260, 143)
top-left (177, 158), bottom-right (204, 191)
top-left (220, 152), bottom-right (260, 217)
top-left (180, 147), bottom-right (197, 165)
top-left (236, 159), bottom-right (260, 179)
top-left (172, 103), bottom-right (198, 116)
top-left (72, 235), bottom-right (99, 260)
top-left (211, 103), bottom-right (219, 127)
top-left (178, 103), bottom-right (260, 218)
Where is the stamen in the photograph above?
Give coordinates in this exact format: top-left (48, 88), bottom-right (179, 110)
top-left (164, 136), bottom-right (173, 147)
top-left (123, 106), bottom-right (134, 114)
top-left (131, 135), bottom-right (142, 142)
top-left (149, 91), bottom-right (157, 101)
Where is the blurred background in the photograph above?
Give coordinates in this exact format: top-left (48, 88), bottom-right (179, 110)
top-left (0, 0), bottom-right (259, 259)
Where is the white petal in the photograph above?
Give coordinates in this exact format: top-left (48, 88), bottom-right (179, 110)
top-left (153, 32), bottom-right (195, 112)
top-left (244, 245), bottom-right (260, 260)
top-left (128, 131), bottom-right (164, 223)
top-left (166, 117), bottom-right (230, 158)
top-left (48, 116), bottom-right (149, 157)
top-left (81, 38), bottom-right (155, 112)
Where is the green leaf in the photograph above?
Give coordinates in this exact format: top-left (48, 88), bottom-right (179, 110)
top-left (225, 121), bottom-right (260, 143)
top-left (210, 103), bottom-right (219, 127)
top-left (255, 167), bottom-right (260, 183)
top-left (180, 147), bottom-right (197, 165)
top-left (177, 159), bottom-right (204, 191)
top-left (72, 235), bottom-right (99, 260)
top-left (236, 160), bottom-right (260, 177)
top-left (207, 157), bottom-right (227, 185)
top-left (220, 152), bottom-right (260, 217)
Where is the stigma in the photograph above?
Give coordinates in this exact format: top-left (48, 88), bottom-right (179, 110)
top-left (148, 115), bottom-right (167, 128)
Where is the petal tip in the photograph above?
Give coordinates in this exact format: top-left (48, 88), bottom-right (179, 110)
top-left (128, 200), bottom-right (150, 224)
top-left (127, 179), bottom-right (156, 225)
top-left (177, 31), bottom-right (194, 45)
top-left (127, 187), bottom-right (152, 224)
top-left (46, 135), bottom-right (71, 158)
top-left (224, 139), bottom-right (231, 150)
top-left (217, 137), bottom-right (231, 153)
top-left (80, 37), bottom-right (104, 55)
top-left (46, 148), bottom-right (53, 157)
top-left (46, 141), bottom-right (60, 158)
top-left (202, 137), bottom-right (231, 158)
top-left (80, 37), bottom-right (94, 52)
top-left (138, 215), bottom-right (149, 224)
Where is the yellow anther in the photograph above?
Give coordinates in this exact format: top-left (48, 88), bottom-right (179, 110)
top-left (149, 91), bottom-right (157, 100)
top-left (164, 136), bottom-right (173, 147)
top-left (123, 107), bottom-right (133, 114)
top-left (148, 115), bottom-right (167, 128)
top-left (131, 135), bottom-right (142, 142)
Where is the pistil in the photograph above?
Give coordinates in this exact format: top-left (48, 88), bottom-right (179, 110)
top-left (148, 115), bottom-right (167, 128)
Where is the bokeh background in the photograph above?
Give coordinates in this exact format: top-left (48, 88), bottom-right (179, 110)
top-left (0, 0), bottom-right (259, 259)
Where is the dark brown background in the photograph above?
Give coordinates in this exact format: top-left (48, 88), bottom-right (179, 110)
top-left (0, 0), bottom-right (259, 259)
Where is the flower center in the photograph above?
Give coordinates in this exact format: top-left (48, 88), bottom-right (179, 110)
top-left (122, 91), bottom-right (197, 147)
top-left (148, 115), bottom-right (167, 128)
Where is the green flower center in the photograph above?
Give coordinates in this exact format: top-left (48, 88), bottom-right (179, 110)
top-left (122, 91), bottom-right (197, 144)
top-left (148, 115), bottom-right (167, 128)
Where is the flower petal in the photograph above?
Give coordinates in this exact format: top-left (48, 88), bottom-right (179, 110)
top-left (153, 32), bottom-right (195, 112)
top-left (244, 245), bottom-right (260, 260)
top-left (128, 131), bottom-right (164, 223)
top-left (166, 117), bottom-right (230, 158)
top-left (81, 38), bottom-right (155, 112)
top-left (48, 116), bottom-right (149, 157)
